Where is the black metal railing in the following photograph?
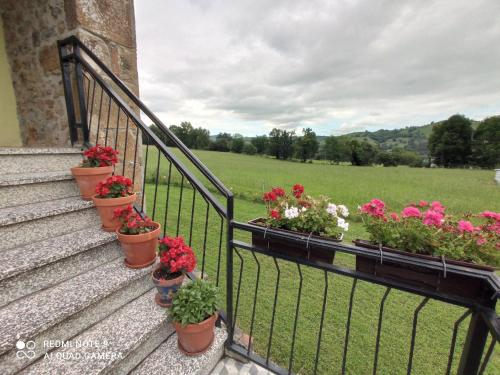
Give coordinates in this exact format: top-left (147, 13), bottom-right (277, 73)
top-left (58, 36), bottom-right (499, 375)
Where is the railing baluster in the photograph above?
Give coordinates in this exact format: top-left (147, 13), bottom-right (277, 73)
top-left (247, 251), bottom-right (261, 356)
top-left (188, 189), bottom-right (196, 246)
top-left (162, 162), bottom-right (172, 237)
top-left (141, 137), bottom-right (149, 212)
top-left (87, 79), bottom-right (96, 136)
top-left (407, 297), bottom-right (430, 375)
top-left (121, 116), bottom-right (129, 175)
top-left (131, 124), bottom-right (139, 184)
top-left (151, 149), bottom-right (161, 220)
top-left (176, 174), bottom-right (185, 236)
top-left (478, 336), bottom-right (496, 375)
top-left (215, 215), bottom-right (224, 287)
top-left (104, 95), bottom-right (112, 146)
top-left (342, 278), bottom-right (358, 375)
top-left (373, 287), bottom-right (391, 375)
top-left (313, 271), bottom-right (330, 375)
top-left (95, 86), bottom-right (104, 144)
top-left (266, 257), bottom-right (281, 365)
top-left (201, 202), bottom-right (209, 278)
top-left (114, 106), bottom-right (121, 150)
top-left (288, 263), bottom-right (303, 375)
top-left (232, 247), bottom-right (244, 334)
top-left (446, 310), bottom-right (472, 375)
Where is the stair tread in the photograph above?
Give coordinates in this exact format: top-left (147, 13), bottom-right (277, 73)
top-left (0, 171), bottom-right (73, 187)
top-left (0, 258), bottom-right (155, 355)
top-left (0, 147), bottom-right (82, 155)
top-left (21, 289), bottom-right (169, 375)
top-left (0, 197), bottom-right (93, 226)
top-left (132, 327), bottom-right (227, 375)
top-left (0, 227), bottom-right (116, 281)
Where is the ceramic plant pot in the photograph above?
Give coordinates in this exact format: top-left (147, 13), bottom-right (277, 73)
top-left (152, 269), bottom-right (185, 307)
top-left (92, 193), bottom-right (137, 232)
top-left (116, 222), bottom-right (161, 269)
top-left (71, 165), bottom-right (113, 200)
top-left (173, 313), bottom-right (218, 356)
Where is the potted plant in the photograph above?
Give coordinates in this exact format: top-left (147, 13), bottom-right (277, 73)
top-left (249, 184), bottom-right (349, 263)
top-left (152, 236), bottom-right (196, 307)
top-left (92, 175), bottom-right (137, 231)
top-left (70, 145), bottom-right (118, 200)
top-left (355, 199), bottom-right (500, 301)
top-left (114, 205), bottom-right (160, 269)
top-left (170, 279), bottom-right (218, 356)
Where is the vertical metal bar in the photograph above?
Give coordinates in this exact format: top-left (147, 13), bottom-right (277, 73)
top-left (407, 297), bottom-right (430, 375)
top-left (162, 162), bottom-right (173, 237)
top-left (373, 288), bottom-right (391, 375)
top-left (131, 125), bottom-right (139, 184)
top-left (313, 271), bottom-right (330, 375)
top-left (114, 106), bottom-right (121, 151)
top-left (141, 138), bottom-right (149, 212)
top-left (201, 202), bottom-right (209, 277)
top-left (342, 279), bottom-right (358, 375)
top-left (95, 86), bottom-right (104, 144)
top-left (176, 174), bottom-right (185, 236)
top-left (288, 263), bottom-right (303, 375)
top-left (457, 310), bottom-right (494, 375)
top-left (151, 149), bottom-right (161, 220)
top-left (446, 310), bottom-right (472, 375)
top-left (104, 95), bottom-right (112, 146)
top-left (74, 45), bottom-right (90, 144)
top-left (478, 337), bottom-right (496, 375)
top-left (266, 257), bottom-right (281, 365)
top-left (215, 216), bottom-right (224, 287)
top-left (247, 251), bottom-right (261, 356)
top-left (226, 194), bottom-right (234, 346)
top-left (121, 116), bottom-right (130, 175)
top-left (188, 189), bottom-right (196, 246)
top-left (57, 42), bottom-right (78, 145)
top-left (231, 247), bottom-right (244, 334)
top-left (87, 79), bottom-right (96, 138)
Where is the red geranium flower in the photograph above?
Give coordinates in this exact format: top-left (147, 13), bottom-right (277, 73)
top-left (292, 184), bottom-right (304, 198)
top-left (158, 236), bottom-right (196, 274)
top-left (82, 144), bottom-right (119, 167)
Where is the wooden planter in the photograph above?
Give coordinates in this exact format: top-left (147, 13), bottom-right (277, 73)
top-left (249, 218), bottom-right (339, 263)
top-left (353, 239), bottom-right (495, 302)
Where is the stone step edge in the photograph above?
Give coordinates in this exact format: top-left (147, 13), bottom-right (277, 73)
top-left (0, 147), bottom-right (83, 155)
top-left (0, 171), bottom-right (74, 187)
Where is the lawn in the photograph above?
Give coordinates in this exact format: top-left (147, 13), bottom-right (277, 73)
top-left (142, 147), bottom-right (499, 374)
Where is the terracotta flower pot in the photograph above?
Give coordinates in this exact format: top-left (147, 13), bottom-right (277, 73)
top-left (116, 222), bottom-right (161, 269)
top-left (173, 313), bottom-right (218, 356)
top-left (152, 270), bottom-right (185, 307)
top-left (92, 193), bottom-right (137, 232)
top-left (71, 166), bottom-right (113, 200)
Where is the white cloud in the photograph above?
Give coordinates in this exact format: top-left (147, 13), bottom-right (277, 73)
top-left (135, 0), bottom-right (500, 136)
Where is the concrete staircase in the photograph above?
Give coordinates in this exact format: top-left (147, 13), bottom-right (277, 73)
top-left (0, 148), bottom-right (226, 375)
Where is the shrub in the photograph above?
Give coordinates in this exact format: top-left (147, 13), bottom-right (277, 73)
top-left (262, 184), bottom-right (349, 239)
top-left (243, 143), bottom-right (257, 155)
top-left (95, 176), bottom-right (133, 198)
top-left (82, 145), bottom-right (118, 167)
top-left (170, 279), bottom-right (218, 325)
top-left (113, 205), bottom-right (156, 234)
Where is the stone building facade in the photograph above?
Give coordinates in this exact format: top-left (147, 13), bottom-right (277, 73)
top-left (0, 0), bottom-right (139, 147)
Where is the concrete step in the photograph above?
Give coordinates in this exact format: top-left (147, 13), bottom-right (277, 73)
top-left (0, 258), bottom-right (156, 374)
top-left (0, 171), bottom-right (78, 209)
top-left (132, 327), bottom-right (227, 375)
top-left (210, 357), bottom-right (273, 375)
top-left (21, 289), bottom-right (172, 375)
top-left (0, 228), bottom-right (119, 307)
top-left (0, 197), bottom-right (97, 250)
top-left (0, 147), bottom-right (83, 174)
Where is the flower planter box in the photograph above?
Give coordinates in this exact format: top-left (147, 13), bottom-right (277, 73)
top-left (249, 218), bottom-right (339, 263)
top-left (353, 239), bottom-right (494, 302)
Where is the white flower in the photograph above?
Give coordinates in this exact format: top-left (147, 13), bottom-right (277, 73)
top-left (284, 206), bottom-right (300, 219)
top-left (326, 203), bottom-right (337, 216)
top-left (301, 207), bottom-right (307, 212)
top-left (338, 204), bottom-right (349, 217)
top-left (337, 217), bottom-right (349, 231)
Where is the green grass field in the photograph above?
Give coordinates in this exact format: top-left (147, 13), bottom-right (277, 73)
top-left (142, 148), bottom-right (499, 374)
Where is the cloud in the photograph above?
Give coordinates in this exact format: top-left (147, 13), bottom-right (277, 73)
top-left (135, 0), bottom-right (500, 136)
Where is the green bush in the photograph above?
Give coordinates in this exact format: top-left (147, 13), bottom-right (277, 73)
top-left (169, 279), bottom-right (218, 325)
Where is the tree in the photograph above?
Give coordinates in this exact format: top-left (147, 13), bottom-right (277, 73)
top-left (294, 128), bottom-right (319, 162)
top-left (143, 124), bottom-right (174, 146)
top-left (349, 139), bottom-right (378, 166)
top-left (321, 135), bottom-right (351, 164)
top-left (210, 133), bottom-right (232, 152)
top-left (231, 135), bottom-right (244, 153)
top-left (251, 135), bottom-right (269, 154)
top-left (428, 114), bottom-right (472, 167)
top-left (471, 116), bottom-right (500, 169)
top-left (243, 143), bottom-right (257, 155)
top-left (268, 128), bottom-right (295, 160)
top-left (191, 127), bottom-right (211, 149)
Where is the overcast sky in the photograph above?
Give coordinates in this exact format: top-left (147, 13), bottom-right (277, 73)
top-left (135, 0), bottom-right (500, 136)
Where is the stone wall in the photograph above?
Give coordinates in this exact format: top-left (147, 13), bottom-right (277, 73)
top-left (0, 0), bottom-right (139, 146)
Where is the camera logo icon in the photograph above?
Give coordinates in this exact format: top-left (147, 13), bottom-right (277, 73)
top-left (16, 340), bottom-right (36, 359)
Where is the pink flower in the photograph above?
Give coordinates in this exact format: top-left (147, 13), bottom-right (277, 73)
top-left (476, 237), bottom-right (487, 246)
top-left (390, 212), bottom-right (400, 222)
top-left (418, 200), bottom-right (429, 207)
top-left (423, 209), bottom-right (444, 227)
top-left (402, 206), bottom-right (421, 218)
top-left (360, 199), bottom-right (386, 218)
top-left (430, 201), bottom-right (445, 213)
top-left (457, 220), bottom-right (475, 233)
top-left (480, 211), bottom-right (500, 222)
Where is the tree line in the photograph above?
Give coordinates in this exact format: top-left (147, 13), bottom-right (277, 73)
top-left (145, 115), bottom-right (500, 169)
